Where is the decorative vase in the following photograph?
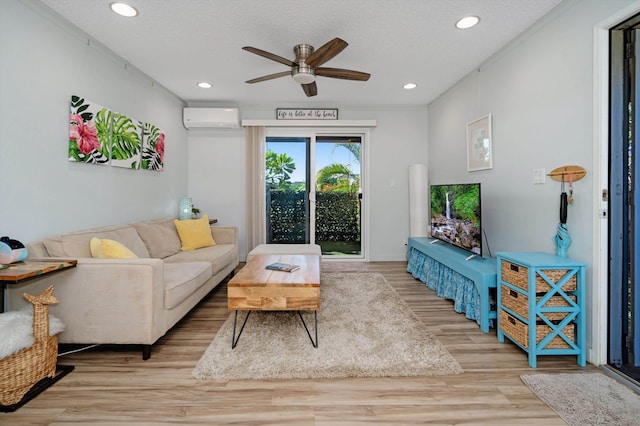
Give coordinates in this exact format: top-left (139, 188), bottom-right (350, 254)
top-left (179, 197), bottom-right (192, 220)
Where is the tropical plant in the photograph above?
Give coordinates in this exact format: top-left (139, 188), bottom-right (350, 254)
top-left (290, 182), bottom-right (306, 191)
top-left (266, 149), bottom-right (296, 188)
top-left (314, 142), bottom-right (361, 193)
top-left (316, 163), bottom-right (359, 193)
top-left (70, 95), bottom-right (93, 122)
top-left (94, 108), bottom-right (112, 159)
top-left (141, 122), bottom-right (164, 171)
top-left (332, 142), bottom-right (360, 164)
top-left (111, 113), bottom-right (142, 168)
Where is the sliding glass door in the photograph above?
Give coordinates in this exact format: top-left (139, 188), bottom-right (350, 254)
top-left (609, 19), bottom-right (640, 383)
top-left (265, 136), bottom-right (310, 244)
top-left (315, 136), bottom-right (362, 256)
top-left (265, 130), bottom-right (365, 258)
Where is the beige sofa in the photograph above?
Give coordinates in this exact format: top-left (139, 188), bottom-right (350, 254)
top-left (6, 218), bottom-right (238, 360)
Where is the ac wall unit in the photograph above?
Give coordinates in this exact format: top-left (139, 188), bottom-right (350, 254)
top-left (183, 107), bottom-right (240, 129)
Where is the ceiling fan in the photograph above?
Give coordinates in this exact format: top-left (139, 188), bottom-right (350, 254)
top-left (242, 38), bottom-right (370, 97)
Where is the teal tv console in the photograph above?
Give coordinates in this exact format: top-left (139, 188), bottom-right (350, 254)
top-left (407, 237), bottom-right (497, 332)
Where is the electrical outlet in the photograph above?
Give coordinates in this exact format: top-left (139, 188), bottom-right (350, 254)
top-left (533, 168), bottom-right (546, 184)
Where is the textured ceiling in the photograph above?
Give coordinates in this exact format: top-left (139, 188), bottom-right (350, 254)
top-left (40, 0), bottom-right (562, 107)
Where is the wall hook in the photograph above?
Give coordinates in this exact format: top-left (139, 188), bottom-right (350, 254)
top-left (547, 165), bottom-right (586, 182)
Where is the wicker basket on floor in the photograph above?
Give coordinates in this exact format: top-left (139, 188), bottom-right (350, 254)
top-left (0, 286), bottom-right (59, 406)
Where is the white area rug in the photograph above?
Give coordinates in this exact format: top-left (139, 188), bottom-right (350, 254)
top-left (521, 372), bottom-right (640, 426)
top-left (193, 272), bottom-right (462, 380)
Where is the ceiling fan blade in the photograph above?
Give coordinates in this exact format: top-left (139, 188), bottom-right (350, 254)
top-left (302, 82), bottom-right (318, 97)
top-left (316, 67), bottom-right (370, 81)
top-left (242, 46), bottom-right (296, 67)
top-left (305, 38), bottom-right (348, 68)
top-left (246, 71), bottom-right (291, 84)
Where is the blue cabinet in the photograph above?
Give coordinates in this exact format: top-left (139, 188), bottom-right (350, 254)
top-left (496, 252), bottom-right (586, 367)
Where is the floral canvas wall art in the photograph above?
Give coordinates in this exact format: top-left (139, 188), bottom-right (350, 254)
top-left (69, 95), bottom-right (111, 164)
top-left (111, 112), bottom-right (142, 169)
top-left (68, 95), bottom-right (165, 170)
top-left (141, 122), bottom-right (164, 171)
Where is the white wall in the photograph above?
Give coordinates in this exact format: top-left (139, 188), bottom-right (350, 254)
top-left (0, 0), bottom-right (188, 243)
top-left (428, 0), bottom-right (638, 363)
top-left (187, 127), bottom-right (247, 257)
top-left (1, 0), bottom-right (428, 260)
top-left (187, 106), bottom-right (428, 261)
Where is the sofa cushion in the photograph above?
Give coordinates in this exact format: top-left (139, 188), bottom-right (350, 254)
top-left (133, 218), bottom-right (182, 259)
top-left (90, 237), bottom-right (138, 259)
top-left (43, 224), bottom-right (150, 258)
top-left (163, 262), bottom-right (212, 310)
top-left (164, 244), bottom-right (237, 276)
top-left (173, 214), bottom-right (216, 251)
top-left (246, 243), bottom-right (322, 263)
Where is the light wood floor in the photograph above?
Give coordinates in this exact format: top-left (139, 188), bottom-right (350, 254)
top-left (3, 261), bottom-right (592, 425)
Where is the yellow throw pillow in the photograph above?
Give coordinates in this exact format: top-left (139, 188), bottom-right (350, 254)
top-left (173, 213), bottom-right (216, 251)
top-left (90, 237), bottom-right (138, 259)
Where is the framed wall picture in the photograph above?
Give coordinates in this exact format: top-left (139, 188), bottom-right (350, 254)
top-left (466, 114), bottom-right (492, 172)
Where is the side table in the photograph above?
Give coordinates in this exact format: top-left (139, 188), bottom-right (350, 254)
top-left (0, 259), bottom-right (77, 313)
top-left (0, 258), bottom-right (77, 412)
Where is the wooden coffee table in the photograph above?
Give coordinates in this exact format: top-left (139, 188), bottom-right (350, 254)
top-left (227, 254), bottom-right (320, 348)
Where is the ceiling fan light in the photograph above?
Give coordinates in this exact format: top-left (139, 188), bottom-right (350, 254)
top-left (292, 70), bottom-right (316, 84)
top-left (456, 16), bottom-right (480, 29)
top-left (110, 2), bottom-right (138, 17)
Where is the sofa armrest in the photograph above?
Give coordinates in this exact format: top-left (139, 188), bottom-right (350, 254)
top-left (211, 226), bottom-right (238, 246)
top-left (8, 257), bottom-right (168, 346)
top-left (26, 242), bottom-right (49, 257)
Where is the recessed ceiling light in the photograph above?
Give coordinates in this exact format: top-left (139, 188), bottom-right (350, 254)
top-left (455, 16), bottom-right (480, 29)
top-left (197, 82), bottom-right (212, 89)
top-left (403, 83), bottom-right (417, 90)
top-left (110, 2), bottom-right (138, 18)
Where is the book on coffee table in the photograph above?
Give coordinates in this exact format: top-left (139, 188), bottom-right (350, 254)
top-left (265, 262), bottom-right (300, 272)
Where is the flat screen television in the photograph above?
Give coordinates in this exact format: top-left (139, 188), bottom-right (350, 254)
top-left (430, 183), bottom-right (482, 256)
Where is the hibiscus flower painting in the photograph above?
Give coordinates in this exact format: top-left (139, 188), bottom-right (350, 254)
top-left (111, 112), bottom-right (142, 169)
top-left (141, 122), bottom-right (165, 172)
top-left (69, 95), bottom-right (111, 164)
top-left (69, 95), bottom-right (166, 170)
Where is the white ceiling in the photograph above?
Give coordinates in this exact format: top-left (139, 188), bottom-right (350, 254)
top-left (40, 0), bottom-right (562, 107)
